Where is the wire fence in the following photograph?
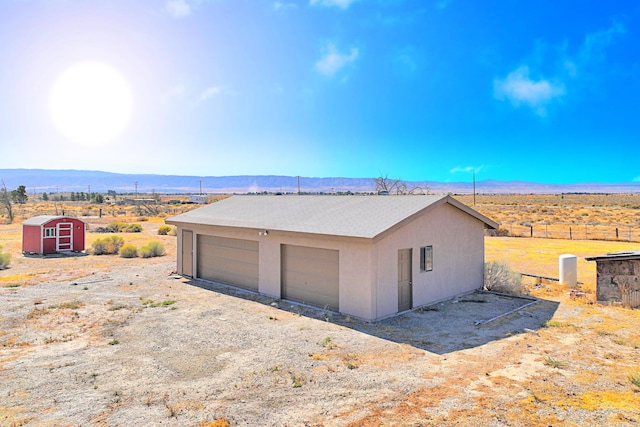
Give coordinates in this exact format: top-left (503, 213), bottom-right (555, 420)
top-left (489, 222), bottom-right (640, 242)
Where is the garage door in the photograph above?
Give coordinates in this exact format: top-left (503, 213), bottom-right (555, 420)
top-left (197, 235), bottom-right (259, 291)
top-left (281, 244), bottom-right (339, 311)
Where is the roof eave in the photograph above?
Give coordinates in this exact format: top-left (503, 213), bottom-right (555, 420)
top-left (23, 215), bottom-right (87, 226)
top-left (166, 219), bottom-right (375, 242)
top-left (444, 196), bottom-right (499, 230)
top-left (371, 195), bottom-right (498, 242)
top-left (585, 255), bottom-right (640, 262)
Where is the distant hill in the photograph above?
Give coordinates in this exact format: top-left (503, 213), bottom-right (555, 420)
top-left (1, 168), bottom-right (640, 195)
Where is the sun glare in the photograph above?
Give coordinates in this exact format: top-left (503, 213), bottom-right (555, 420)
top-left (50, 62), bottom-right (133, 146)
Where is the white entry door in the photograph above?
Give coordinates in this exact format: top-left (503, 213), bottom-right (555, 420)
top-left (56, 223), bottom-right (73, 252)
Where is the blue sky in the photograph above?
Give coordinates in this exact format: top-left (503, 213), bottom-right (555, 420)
top-left (0, 0), bottom-right (638, 184)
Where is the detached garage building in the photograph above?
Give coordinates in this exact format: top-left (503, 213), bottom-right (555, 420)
top-left (166, 195), bottom-right (498, 321)
top-left (22, 215), bottom-right (86, 255)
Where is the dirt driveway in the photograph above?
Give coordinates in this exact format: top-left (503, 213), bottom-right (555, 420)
top-left (2, 231), bottom-right (640, 426)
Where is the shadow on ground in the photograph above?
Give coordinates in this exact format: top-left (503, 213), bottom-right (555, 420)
top-left (22, 251), bottom-right (89, 258)
top-left (181, 276), bottom-right (559, 355)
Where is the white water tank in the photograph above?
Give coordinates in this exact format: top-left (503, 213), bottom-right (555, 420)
top-left (559, 254), bottom-right (577, 287)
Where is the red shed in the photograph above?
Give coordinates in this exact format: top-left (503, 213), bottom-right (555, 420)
top-left (22, 216), bottom-right (86, 255)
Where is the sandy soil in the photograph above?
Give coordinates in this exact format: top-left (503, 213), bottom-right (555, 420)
top-left (1, 222), bottom-right (640, 426)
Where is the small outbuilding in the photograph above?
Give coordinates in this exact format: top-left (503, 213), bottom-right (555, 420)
top-left (585, 251), bottom-right (640, 308)
top-left (166, 195), bottom-right (498, 321)
top-left (22, 216), bottom-right (86, 255)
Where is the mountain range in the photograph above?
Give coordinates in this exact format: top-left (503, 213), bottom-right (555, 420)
top-left (2, 169), bottom-right (640, 195)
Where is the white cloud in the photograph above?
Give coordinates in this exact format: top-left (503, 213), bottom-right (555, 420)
top-left (274, 2), bottom-right (297, 11)
top-left (450, 165), bottom-right (484, 174)
top-left (315, 43), bottom-right (359, 77)
top-left (310, 0), bottom-right (358, 10)
top-left (563, 60), bottom-right (577, 78)
top-left (393, 46), bottom-right (419, 78)
top-left (165, 0), bottom-right (205, 18)
top-left (493, 23), bottom-right (625, 118)
top-left (579, 22), bottom-right (625, 63)
top-left (161, 84), bottom-right (185, 104)
top-left (493, 66), bottom-right (565, 116)
top-left (165, 0), bottom-right (191, 18)
top-left (199, 86), bottom-right (221, 101)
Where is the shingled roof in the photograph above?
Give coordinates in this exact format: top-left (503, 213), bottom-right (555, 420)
top-left (166, 195), bottom-right (498, 240)
top-left (22, 215), bottom-right (85, 226)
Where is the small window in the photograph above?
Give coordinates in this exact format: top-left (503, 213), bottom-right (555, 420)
top-left (44, 228), bottom-right (56, 238)
top-left (420, 245), bottom-right (433, 272)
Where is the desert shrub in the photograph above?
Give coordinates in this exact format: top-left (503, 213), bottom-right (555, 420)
top-left (123, 223), bottom-right (142, 233)
top-left (139, 241), bottom-right (165, 258)
top-left (106, 222), bottom-right (126, 232)
top-left (92, 236), bottom-right (125, 255)
top-left (119, 244), bottom-right (138, 258)
top-left (0, 244), bottom-right (10, 269)
top-left (157, 225), bottom-right (173, 235)
top-left (486, 227), bottom-right (510, 237)
top-left (105, 222), bottom-right (142, 233)
top-left (484, 261), bottom-right (525, 295)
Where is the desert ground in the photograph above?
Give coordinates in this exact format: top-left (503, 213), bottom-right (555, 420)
top-left (1, 197), bottom-right (640, 426)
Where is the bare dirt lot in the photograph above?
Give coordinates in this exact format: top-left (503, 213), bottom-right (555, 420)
top-left (2, 219), bottom-right (640, 426)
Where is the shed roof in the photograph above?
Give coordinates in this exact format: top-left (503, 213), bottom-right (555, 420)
top-left (166, 195), bottom-right (498, 239)
top-left (22, 215), bottom-right (85, 226)
top-left (585, 250), bottom-right (640, 262)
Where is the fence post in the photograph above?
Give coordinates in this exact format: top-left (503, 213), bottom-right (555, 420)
top-left (530, 225), bottom-right (533, 237)
top-left (570, 226), bottom-right (572, 240)
top-left (616, 227), bottom-right (619, 239)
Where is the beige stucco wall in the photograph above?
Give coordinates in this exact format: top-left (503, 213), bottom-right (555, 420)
top-left (373, 203), bottom-right (486, 320)
top-left (270, 232), bottom-right (374, 320)
top-left (174, 224), bottom-right (376, 320)
top-left (171, 201), bottom-right (487, 322)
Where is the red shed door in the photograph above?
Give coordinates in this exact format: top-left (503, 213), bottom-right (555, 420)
top-left (57, 222), bottom-right (73, 252)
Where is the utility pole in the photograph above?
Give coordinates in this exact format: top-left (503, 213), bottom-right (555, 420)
top-left (198, 180), bottom-right (203, 195)
top-left (297, 176), bottom-right (301, 195)
top-left (473, 170), bottom-right (476, 206)
top-left (54, 185), bottom-right (59, 215)
top-left (134, 181), bottom-right (139, 214)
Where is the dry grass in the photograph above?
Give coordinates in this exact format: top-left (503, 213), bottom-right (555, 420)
top-left (0, 195), bottom-right (228, 226)
top-left (485, 236), bottom-right (637, 295)
top-left (457, 193), bottom-right (640, 241)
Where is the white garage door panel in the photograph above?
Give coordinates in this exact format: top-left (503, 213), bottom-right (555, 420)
top-left (197, 235), bottom-right (258, 291)
top-left (281, 244), bottom-right (339, 311)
